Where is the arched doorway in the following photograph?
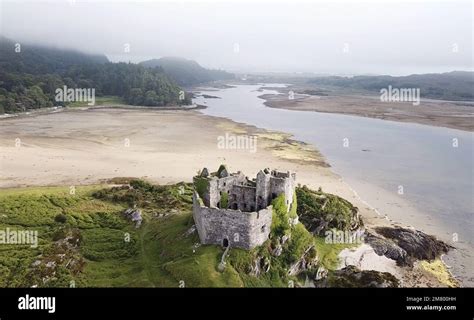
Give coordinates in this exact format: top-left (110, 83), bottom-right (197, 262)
top-left (222, 238), bottom-right (229, 248)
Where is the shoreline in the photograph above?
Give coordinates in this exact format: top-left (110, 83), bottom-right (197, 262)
top-left (0, 103), bottom-right (206, 121)
top-left (253, 89), bottom-right (469, 287)
top-left (0, 106), bottom-right (458, 287)
top-left (259, 91), bottom-right (474, 132)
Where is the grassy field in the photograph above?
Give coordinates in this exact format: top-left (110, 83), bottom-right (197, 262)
top-left (67, 95), bottom-right (126, 108)
top-left (0, 181), bottom-right (351, 287)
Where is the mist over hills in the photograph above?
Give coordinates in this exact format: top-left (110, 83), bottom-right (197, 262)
top-left (0, 36), bottom-right (109, 74)
top-left (1, 34), bottom-right (472, 115)
top-left (308, 71), bottom-right (474, 101)
top-left (140, 57), bottom-right (234, 87)
top-left (1, 38), bottom-right (236, 113)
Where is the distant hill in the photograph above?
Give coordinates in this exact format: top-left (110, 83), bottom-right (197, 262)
top-left (0, 37), bottom-right (188, 113)
top-left (140, 57), bottom-right (234, 86)
top-left (308, 71), bottom-right (474, 101)
top-left (0, 36), bottom-right (109, 74)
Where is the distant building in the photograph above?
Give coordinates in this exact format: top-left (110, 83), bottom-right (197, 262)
top-left (192, 165), bottom-right (296, 250)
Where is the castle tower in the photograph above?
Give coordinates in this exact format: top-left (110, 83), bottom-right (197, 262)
top-left (192, 166), bottom-right (296, 250)
top-left (256, 169), bottom-right (271, 210)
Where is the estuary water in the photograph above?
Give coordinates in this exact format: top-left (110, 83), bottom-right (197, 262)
top-left (194, 84), bottom-right (474, 286)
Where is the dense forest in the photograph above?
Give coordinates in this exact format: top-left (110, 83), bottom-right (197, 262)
top-left (0, 37), bottom-right (191, 113)
top-left (140, 57), bottom-right (234, 86)
top-left (308, 71), bottom-right (474, 101)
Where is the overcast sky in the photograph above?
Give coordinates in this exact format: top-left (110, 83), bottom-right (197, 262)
top-left (0, 0), bottom-right (472, 75)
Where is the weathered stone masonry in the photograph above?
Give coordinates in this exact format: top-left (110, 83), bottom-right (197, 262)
top-left (192, 166), bottom-right (296, 250)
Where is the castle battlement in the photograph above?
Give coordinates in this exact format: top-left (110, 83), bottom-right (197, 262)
top-left (192, 165), bottom-right (296, 250)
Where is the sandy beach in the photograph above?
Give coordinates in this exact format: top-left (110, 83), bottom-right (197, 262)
top-left (260, 92), bottom-right (474, 132)
top-left (0, 107), bottom-right (454, 287)
top-left (0, 107), bottom-right (392, 231)
top-left (0, 108), bottom-right (330, 189)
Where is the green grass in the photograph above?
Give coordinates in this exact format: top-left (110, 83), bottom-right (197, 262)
top-left (0, 182), bottom-right (244, 287)
top-left (193, 177), bottom-right (209, 200)
top-left (0, 185), bottom-right (131, 287)
top-left (313, 236), bottom-right (352, 270)
top-left (220, 191), bottom-right (228, 209)
top-left (0, 181), bottom-right (357, 287)
top-left (296, 186), bottom-right (362, 235)
top-left (67, 95), bottom-right (125, 108)
top-left (270, 194), bottom-right (292, 237)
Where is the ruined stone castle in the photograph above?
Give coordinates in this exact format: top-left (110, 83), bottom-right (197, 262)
top-left (192, 165), bottom-right (296, 250)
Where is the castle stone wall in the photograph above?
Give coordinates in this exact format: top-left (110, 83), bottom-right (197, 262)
top-left (193, 192), bottom-right (272, 249)
top-left (208, 174), bottom-right (246, 208)
top-left (266, 173), bottom-right (295, 210)
top-left (192, 167), bottom-right (295, 250)
top-left (229, 185), bottom-right (256, 212)
top-left (256, 171), bottom-right (271, 210)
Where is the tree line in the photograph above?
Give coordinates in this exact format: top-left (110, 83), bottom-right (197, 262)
top-left (0, 38), bottom-right (191, 113)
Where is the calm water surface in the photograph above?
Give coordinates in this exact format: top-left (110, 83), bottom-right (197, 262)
top-left (194, 84), bottom-right (474, 285)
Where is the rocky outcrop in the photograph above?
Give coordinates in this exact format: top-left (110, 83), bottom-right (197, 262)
top-left (250, 256), bottom-right (271, 276)
top-left (365, 227), bottom-right (452, 267)
top-left (315, 266), bottom-right (328, 280)
top-left (272, 244), bottom-right (283, 257)
top-left (365, 232), bottom-right (409, 266)
top-left (375, 227), bottom-right (452, 262)
top-left (287, 245), bottom-right (318, 276)
top-left (123, 208), bottom-right (142, 228)
top-left (27, 228), bottom-right (84, 287)
top-left (296, 186), bottom-right (363, 236)
top-left (318, 266), bottom-right (399, 288)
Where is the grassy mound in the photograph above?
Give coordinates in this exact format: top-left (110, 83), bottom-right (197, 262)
top-left (296, 186), bottom-right (362, 236)
top-left (0, 181), bottom-right (356, 287)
